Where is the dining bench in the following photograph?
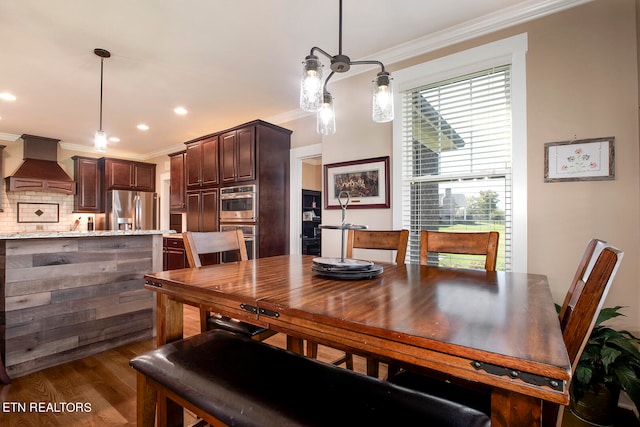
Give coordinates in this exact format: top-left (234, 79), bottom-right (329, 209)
top-left (130, 330), bottom-right (491, 426)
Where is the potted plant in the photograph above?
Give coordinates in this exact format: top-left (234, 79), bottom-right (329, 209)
top-left (570, 306), bottom-right (640, 426)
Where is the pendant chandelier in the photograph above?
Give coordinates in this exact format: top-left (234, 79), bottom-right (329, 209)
top-left (94, 48), bottom-right (110, 152)
top-left (299, 0), bottom-right (394, 135)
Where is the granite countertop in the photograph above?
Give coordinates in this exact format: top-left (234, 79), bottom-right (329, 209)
top-left (0, 230), bottom-right (176, 240)
top-left (163, 233), bottom-right (184, 239)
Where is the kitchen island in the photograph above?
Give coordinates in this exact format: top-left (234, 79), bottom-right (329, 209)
top-left (0, 230), bottom-right (168, 378)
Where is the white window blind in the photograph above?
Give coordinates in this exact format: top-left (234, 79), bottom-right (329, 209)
top-left (400, 65), bottom-right (512, 270)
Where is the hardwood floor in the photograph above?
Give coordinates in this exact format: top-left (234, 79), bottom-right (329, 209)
top-left (0, 305), bottom-right (637, 426)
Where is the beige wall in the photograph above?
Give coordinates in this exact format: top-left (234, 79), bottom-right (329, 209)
top-left (284, 0), bottom-right (640, 330)
top-left (302, 161), bottom-right (321, 191)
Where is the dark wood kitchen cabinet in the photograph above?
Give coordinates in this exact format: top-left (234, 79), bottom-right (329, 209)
top-left (185, 136), bottom-right (218, 190)
top-left (186, 188), bottom-right (218, 232)
top-left (220, 126), bottom-right (255, 184)
top-left (169, 151), bottom-right (186, 212)
top-left (182, 120), bottom-right (291, 259)
top-left (72, 156), bottom-right (101, 213)
top-left (163, 236), bottom-right (187, 270)
top-left (101, 158), bottom-right (156, 192)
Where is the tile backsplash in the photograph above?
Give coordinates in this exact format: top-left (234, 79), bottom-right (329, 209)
top-left (0, 188), bottom-right (92, 233)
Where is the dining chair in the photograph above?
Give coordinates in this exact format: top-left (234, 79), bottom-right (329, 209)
top-left (420, 230), bottom-right (499, 270)
top-left (182, 230), bottom-right (277, 341)
top-left (545, 239), bottom-right (622, 425)
top-left (347, 229), bottom-right (410, 264)
top-left (389, 238), bottom-right (624, 427)
top-left (307, 229), bottom-right (409, 376)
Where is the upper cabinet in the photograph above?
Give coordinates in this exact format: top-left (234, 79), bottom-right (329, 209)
top-left (101, 158), bottom-right (156, 192)
top-left (186, 136), bottom-right (218, 190)
top-left (73, 157), bottom-right (157, 213)
top-left (169, 151), bottom-right (186, 212)
top-left (73, 156), bottom-right (101, 213)
top-left (220, 126), bottom-right (255, 184)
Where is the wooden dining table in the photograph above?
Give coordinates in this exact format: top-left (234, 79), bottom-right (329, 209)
top-left (144, 254), bottom-right (570, 427)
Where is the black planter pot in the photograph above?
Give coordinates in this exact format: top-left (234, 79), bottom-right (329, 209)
top-left (570, 383), bottom-right (620, 426)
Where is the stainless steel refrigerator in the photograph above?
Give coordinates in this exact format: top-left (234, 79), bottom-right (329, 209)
top-left (104, 190), bottom-right (158, 230)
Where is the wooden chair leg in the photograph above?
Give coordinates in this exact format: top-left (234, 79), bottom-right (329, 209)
top-left (345, 353), bottom-right (354, 370)
top-left (306, 341), bottom-right (318, 358)
top-left (136, 372), bottom-right (157, 427)
top-left (366, 358), bottom-right (379, 378)
top-left (287, 336), bottom-right (305, 355)
top-left (199, 307), bottom-right (209, 333)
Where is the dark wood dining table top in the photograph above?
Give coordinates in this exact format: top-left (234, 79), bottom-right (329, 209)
top-left (144, 254), bottom-right (571, 407)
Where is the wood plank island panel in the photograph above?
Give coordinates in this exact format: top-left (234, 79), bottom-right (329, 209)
top-left (0, 234), bottom-right (163, 378)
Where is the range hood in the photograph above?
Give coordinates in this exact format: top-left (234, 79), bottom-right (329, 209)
top-left (6, 134), bottom-right (76, 194)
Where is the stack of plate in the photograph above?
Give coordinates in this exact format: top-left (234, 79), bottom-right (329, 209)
top-left (312, 257), bottom-right (383, 280)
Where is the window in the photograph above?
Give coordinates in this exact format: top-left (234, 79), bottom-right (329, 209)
top-left (392, 34), bottom-right (528, 271)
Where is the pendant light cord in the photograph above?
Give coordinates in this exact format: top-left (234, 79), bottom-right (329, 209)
top-left (99, 57), bottom-right (104, 131)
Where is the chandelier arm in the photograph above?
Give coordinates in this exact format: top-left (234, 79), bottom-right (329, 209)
top-left (323, 71), bottom-right (336, 93)
top-left (310, 46), bottom-right (334, 61)
top-left (348, 59), bottom-right (386, 73)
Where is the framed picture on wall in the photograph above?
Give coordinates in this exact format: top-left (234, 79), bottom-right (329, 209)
top-left (544, 137), bottom-right (615, 182)
top-left (323, 156), bottom-right (390, 209)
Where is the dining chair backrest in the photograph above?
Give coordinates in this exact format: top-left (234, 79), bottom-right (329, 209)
top-left (557, 239), bottom-right (603, 323)
top-left (559, 240), bottom-right (623, 368)
top-left (419, 230), bottom-right (499, 271)
top-left (346, 229), bottom-right (409, 265)
top-left (183, 230), bottom-right (248, 268)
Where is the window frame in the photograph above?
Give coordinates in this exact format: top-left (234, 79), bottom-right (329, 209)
top-left (392, 33), bottom-right (528, 272)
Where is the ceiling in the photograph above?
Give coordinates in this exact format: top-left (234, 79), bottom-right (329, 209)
top-left (0, 0), bottom-right (590, 159)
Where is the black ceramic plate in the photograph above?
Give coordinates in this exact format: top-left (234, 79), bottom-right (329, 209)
top-left (312, 263), bottom-right (384, 280)
top-left (312, 257), bottom-right (374, 271)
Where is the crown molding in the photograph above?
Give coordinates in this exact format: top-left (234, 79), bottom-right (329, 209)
top-left (265, 109), bottom-right (313, 127)
top-left (142, 142), bottom-right (189, 160)
top-left (375, 0), bottom-right (593, 66)
top-left (0, 132), bottom-right (20, 142)
top-left (58, 141), bottom-right (151, 161)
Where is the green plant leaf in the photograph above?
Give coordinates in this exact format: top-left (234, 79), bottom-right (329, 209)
top-left (600, 346), bottom-right (622, 372)
top-left (575, 365), bottom-right (593, 385)
top-left (595, 306), bottom-right (624, 327)
top-left (613, 367), bottom-right (640, 412)
top-left (608, 336), bottom-right (640, 360)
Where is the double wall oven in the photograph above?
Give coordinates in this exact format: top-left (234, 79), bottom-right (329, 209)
top-left (219, 184), bottom-right (256, 260)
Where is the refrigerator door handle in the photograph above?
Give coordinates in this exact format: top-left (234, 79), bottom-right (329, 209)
top-left (134, 193), bottom-right (141, 230)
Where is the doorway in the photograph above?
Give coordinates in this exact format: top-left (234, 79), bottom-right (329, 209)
top-left (289, 144), bottom-right (322, 254)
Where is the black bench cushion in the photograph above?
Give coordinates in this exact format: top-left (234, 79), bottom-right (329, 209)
top-left (130, 330), bottom-right (490, 427)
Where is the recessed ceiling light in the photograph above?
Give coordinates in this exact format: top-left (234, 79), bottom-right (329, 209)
top-left (137, 124), bottom-right (149, 131)
top-left (108, 136), bottom-right (120, 142)
top-left (0, 92), bottom-right (16, 101)
top-left (174, 107), bottom-right (188, 115)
